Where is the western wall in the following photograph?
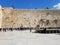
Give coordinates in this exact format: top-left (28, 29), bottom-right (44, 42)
top-left (0, 6), bottom-right (60, 28)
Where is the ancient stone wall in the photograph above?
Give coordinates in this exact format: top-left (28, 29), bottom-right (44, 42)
top-left (2, 8), bottom-right (13, 28)
top-left (1, 8), bottom-right (60, 28)
top-left (0, 6), bottom-right (2, 28)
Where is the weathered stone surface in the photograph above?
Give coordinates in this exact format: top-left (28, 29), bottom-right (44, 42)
top-left (1, 8), bottom-right (60, 28)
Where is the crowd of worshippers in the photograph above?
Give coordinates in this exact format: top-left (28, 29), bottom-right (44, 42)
top-left (0, 27), bottom-right (33, 32)
top-left (0, 27), bottom-right (60, 33)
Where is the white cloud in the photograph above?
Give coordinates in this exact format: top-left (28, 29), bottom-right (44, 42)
top-left (53, 3), bottom-right (60, 9)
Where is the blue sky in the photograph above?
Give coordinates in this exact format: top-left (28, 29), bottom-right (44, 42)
top-left (0, 0), bottom-right (60, 9)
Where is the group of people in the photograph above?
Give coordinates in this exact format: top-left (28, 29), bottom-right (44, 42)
top-left (0, 27), bottom-right (33, 32)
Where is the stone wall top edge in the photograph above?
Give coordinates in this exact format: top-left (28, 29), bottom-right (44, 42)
top-left (2, 7), bottom-right (60, 11)
top-left (14, 9), bottom-right (60, 11)
top-left (2, 7), bottom-right (13, 9)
